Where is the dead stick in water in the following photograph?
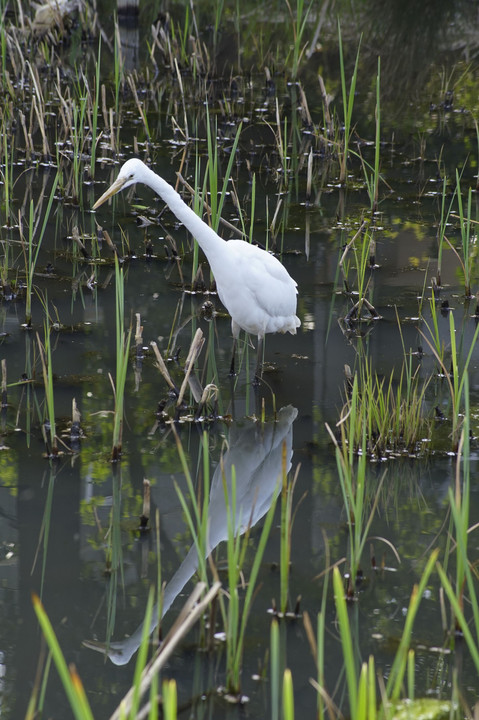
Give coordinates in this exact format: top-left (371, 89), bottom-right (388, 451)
top-left (109, 581), bottom-right (221, 720)
top-left (176, 328), bottom-right (204, 407)
top-left (150, 342), bottom-right (178, 394)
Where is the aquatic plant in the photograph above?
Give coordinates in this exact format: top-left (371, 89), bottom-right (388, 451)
top-left (270, 618), bottom-right (281, 720)
top-left (219, 468), bottom-right (278, 697)
top-left (111, 255), bottom-right (131, 461)
top-left (36, 322), bottom-right (58, 457)
top-left (279, 461), bottom-right (300, 615)
top-left (338, 25), bottom-right (361, 185)
top-left (286, 0), bottom-right (313, 80)
top-left (449, 171), bottom-right (477, 298)
top-left (89, 36), bottom-right (101, 180)
top-left (32, 593), bottom-right (95, 720)
top-left (21, 173), bottom-right (59, 327)
top-left (438, 383), bottom-right (479, 671)
top-left (361, 58), bottom-right (381, 214)
top-left (421, 310), bottom-right (479, 451)
top-left (327, 411), bottom-right (384, 596)
top-left (336, 354), bottom-right (431, 459)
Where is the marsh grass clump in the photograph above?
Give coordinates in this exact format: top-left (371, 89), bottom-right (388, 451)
top-left (337, 356), bottom-right (431, 460)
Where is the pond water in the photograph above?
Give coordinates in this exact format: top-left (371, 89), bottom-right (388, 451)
top-left (2, 2), bottom-right (479, 718)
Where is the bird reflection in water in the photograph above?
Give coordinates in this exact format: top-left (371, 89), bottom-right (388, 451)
top-left (84, 405), bottom-right (298, 665)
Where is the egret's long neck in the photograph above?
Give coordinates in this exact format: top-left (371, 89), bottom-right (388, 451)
top-left (145, 167), bottom-right (226, 261)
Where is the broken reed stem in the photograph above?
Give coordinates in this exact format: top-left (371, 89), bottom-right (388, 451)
top-left (72, 226), bottom-right (89, 258)
top-left (176, 328), bottom-right (204, 407)
top-left (109, 582), bottom-right (221, 720)
top-left (135, 313), bottom-right (143, 350)
top-left (150, 341), bottom-right (177, 393)
top-left (139, 478), bottom-right (150, 530)
top-left (71, 397), bottom-right (81, 440)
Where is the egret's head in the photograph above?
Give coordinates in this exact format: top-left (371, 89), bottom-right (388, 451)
top-left (92, 158), bottom-right (147, 210)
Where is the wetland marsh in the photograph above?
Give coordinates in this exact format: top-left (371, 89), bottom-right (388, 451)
top-left (1, 1), bottom-right (479, 718)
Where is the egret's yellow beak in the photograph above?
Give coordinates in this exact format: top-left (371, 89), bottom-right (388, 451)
top-left (92, 176), bottom-right (128, 210)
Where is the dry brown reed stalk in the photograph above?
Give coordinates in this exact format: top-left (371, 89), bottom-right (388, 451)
top-left (306, 147), bottom-right (313, 203)
top-left (20, 112), bottom-right (34, 157)
top-left (195, 383), bottom-right (218, 419)
top-left (72, 226), bottom-right (89, 259)
top-left (173, 57), bottom-right (189, 141)
top-left (150, 341), bottom-right (177, 394)
top-left (135, 313), bottom-right (143, 353)
top-left (176, 328), bottom-right (204, 407)
top-left (71, 398), bottom-right (81, 437)
top-left (109, 582), bottom-right (221, 720)
top-left (127, 74), bottom-right (151, 142)
top-left (318, 74), bottom-right (333, 138)
top-left (101, 83), bottom-right (109, 128)
top-left (298, 83), bottom-right (313, 127)
top-left (139, 478), bottom-right (150, 530)
top-left (101, 228), bottom-right (118, 256)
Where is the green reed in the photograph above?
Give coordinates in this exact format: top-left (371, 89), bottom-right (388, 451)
top-left (452, 170), bottom-right (476, 297)
top-left (111, 255), bottom-right (131, 461)
top-left (21, 172), bottom-right (59, 326)
top-left (332, 566), bottom-right (358, 714)
top-left (331, 549), bottom-right (439, 718)
top-left (329, 410), bottom-right (381, 595)
top-left (71, 93), bottom-right (88, 203)
top-left (205, 112), bottom-right (242, 234)
top-left (32, 587), bottom-right (157, 720)
top-left (173, 429), bottom-right (210, 586)
top-left (421, 295), bottom-right (443, 365)
top-left (221, 468), bottom-right (279, 696)
top-left (32, 594), bottom-right (95, 720)
top-left (435, 173), bottom-right (454, 288)
top-left (280, 451), bottom-right (297, 615)
top-left (270, 618), bottom-right (280, 720)
top-left (1, 125), bottom-right (14, 225)
top-left (438, 381), bottom-right (479, 665)
top-left (89, 37), bottom-right (101, 180)
top-left (286, 0), bottom-right (312, 80)
top-left (213, 0), bottom-right (225, 48)
top-left (113, 19), bottom-right (123, 122)
top-left (162, 678), bottom-right (178, 720)
top-left (128, 587), bottom-right (155, 719)
top-left (338, 25), bottom-right (361, 185)
top-left (283, 668), bottom-right (295, 720)
top-left (361, 58), bottom-right (381, 213)
top-left (386, 549), bottom-right (438, 700)
top-left (173, 2), bottom-right (191, 66)
top-left (421, 310), bottom-right (479, 451)
top-left (36, 321), bottom-right (57, 457)
top-left (338, 355), bottom-right (430, 458)
top-left (104, 467), bottom-right (125, 645)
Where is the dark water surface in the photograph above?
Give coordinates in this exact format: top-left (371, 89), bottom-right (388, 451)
top-left (2, 2), bottom-right (479, 717)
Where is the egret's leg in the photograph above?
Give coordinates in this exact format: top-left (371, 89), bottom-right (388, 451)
top-left (229, 336), bottom-right (237, 376)
top-left (253, 336), bottom-right (264, 386)
top-left (229, 322), bottom-right (241, 377)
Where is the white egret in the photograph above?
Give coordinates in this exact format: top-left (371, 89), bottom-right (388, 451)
top-left (93, 158), bottom-right (300, 382)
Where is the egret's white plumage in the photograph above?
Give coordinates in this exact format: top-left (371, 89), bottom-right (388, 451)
top-left (93, 158), bottom-right (300, 379)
